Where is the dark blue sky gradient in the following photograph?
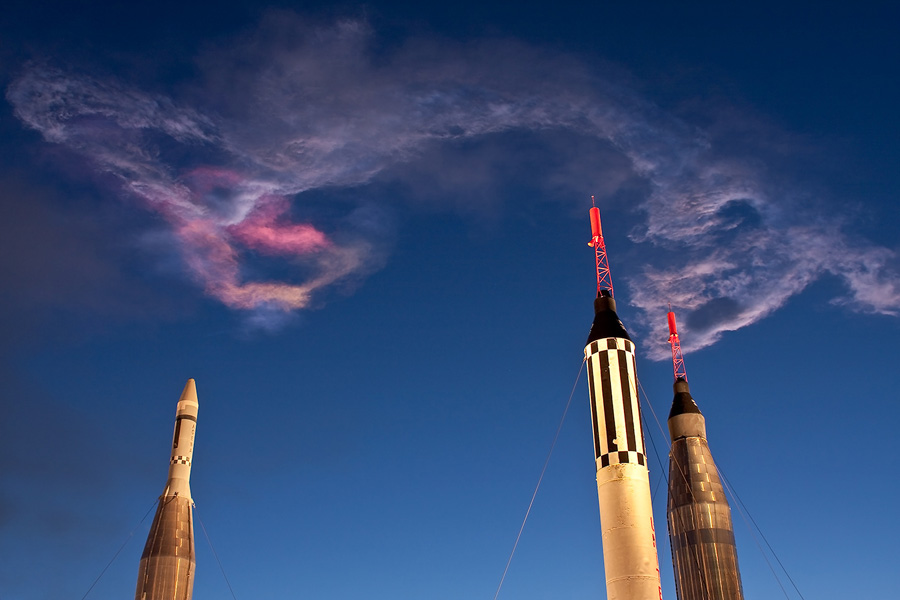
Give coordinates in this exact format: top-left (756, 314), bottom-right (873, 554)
top-left (1, 2), bottom-right (898, 599)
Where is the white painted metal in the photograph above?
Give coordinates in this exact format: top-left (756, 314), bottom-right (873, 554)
top-left (586, 340), bottom-right (663, 600)
top-left (164, 379), bottom-right (198, 500)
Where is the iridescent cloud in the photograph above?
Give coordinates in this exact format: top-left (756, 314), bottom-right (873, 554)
top-left (7, 14), bottom-right (899, 347)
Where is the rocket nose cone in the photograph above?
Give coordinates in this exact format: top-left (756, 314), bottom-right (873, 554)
top-left (178, 378), bottom-right (198, 405)
top-left (586, 291), bottom-right (631, 345)
top-left (668, 378), bottom-right (701, 419)
top-left (668, 378), bottom-right (707, 440)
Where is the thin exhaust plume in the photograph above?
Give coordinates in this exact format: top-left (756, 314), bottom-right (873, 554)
top-left (7, 14), bottom-right (899, 345)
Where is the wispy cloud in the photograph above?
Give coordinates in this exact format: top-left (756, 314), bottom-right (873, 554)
top-left (7, 13), bottom-right (899, 346)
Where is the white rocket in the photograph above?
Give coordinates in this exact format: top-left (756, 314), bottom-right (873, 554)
top-left (134, 379), bottom-right (198, 600)
top-left (584, 205), bottom-right (663, 600)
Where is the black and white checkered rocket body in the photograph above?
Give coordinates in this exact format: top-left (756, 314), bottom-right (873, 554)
top-left (584, 292), bottom-right (663, 600)
top-left (666, 379), bottom-right (744, 600)
top-left (135, 379), bottom-right (198, 600)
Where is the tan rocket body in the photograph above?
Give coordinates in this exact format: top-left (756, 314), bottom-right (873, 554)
top-left (666, 379), bottom-right (744, 600)
top-left (134, 379), bottom-right (198, 600)
top-left (585, 292), bottom-right (663, 600)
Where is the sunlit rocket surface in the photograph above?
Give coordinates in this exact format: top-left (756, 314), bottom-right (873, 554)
top-left (583, 206), bottom-right (663, 600)
top-left (665, 313), bottom-right (744, 600)
top-left (135, 379), bottom-right (198, 600)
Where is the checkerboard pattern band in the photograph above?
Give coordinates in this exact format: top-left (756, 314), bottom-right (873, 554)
top-left (170, 455), bottom-right (192, 466)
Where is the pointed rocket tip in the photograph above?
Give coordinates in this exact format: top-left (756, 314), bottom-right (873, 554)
top-left (669, 377), bottom-right (701, 418)
top-left (585, 291), bottom-right (631, 345)
top-left (179, 378), bottom-right (198, 404)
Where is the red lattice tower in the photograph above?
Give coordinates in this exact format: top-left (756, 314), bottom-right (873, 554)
top-left (667, 309), bottom-right (688, 382)
top-left (588, 197), bottom-right (614, 296)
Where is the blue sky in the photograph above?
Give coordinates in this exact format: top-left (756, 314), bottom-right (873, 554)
top-left (1, 2), bottom-right (898, 599)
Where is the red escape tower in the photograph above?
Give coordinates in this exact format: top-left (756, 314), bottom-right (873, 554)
top-left (668, 308), bottom-right (687, 382)
top-left (588, 196), bottom-right (614, 296)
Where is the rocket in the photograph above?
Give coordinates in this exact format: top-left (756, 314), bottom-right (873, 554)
top-left (584, 205), bottom-right (663, 600)
top-left (665, 312), bottom-right (744, 600)
top-left (135, 379), bottom-right (198, 600)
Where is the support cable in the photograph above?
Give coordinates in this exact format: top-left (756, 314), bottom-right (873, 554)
top-left (80, 498), bottom-right (159, 600)
top-left (718, 474), bottom-right (791, 600)
top-left (718, 469), bottom-right (806, 600)
top-left (637, 378), bottom-right (715, 600)
top-left (636, 378), bottom-right (671, 463)
top-left (638, 378), bottom-right (802, 600)
top-left (492, 358), bottom-right (585, 600)
top-left (196, 510), bottom-right (240, 600)
top-left (635, 378), bottom-right (669, 502)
